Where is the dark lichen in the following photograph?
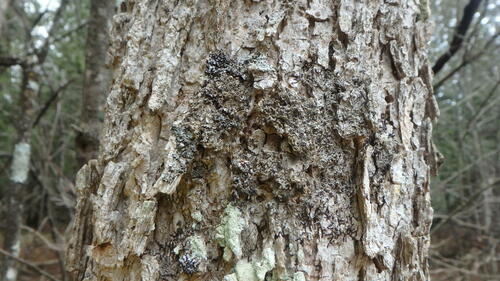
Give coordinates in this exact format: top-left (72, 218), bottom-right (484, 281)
top-left (179, 254), bottom-right (200, 275)
top-left (205, 51), bottom-right (248, 81)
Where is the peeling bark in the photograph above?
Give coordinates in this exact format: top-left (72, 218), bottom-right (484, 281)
top-left (68, 1), bottom-right (439, 280)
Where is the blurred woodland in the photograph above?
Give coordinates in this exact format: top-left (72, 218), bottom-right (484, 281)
top-left (0, 0), bottom-right (499, 280)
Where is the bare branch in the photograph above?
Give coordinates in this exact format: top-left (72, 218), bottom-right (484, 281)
top-left (435, 147), bottom-right (500, 189)
top-left (32, 79), bottom-right (74, 127)
top-left (0, 56), bottom-right (25, 67)
top-left (432, 177), bottom-right (500, 234)
top-left (432, 0), bottom-right (483, 74)
top-left (37, 0), bottom-right (69, 64)
top-left (461, 80), bottom-right (500, 138)
top-left (430, 254), bottom-right (500, 279)
top-left (52, 21), bottom-right (88, 44)
top-left (0, 248), bottom-right (62, 281)
top-left (433, 32), bottom-right (500, 91)
top-left (0, 152), bottom-right (11, 158)
top-left (20, 225), bottom-right (63, 252)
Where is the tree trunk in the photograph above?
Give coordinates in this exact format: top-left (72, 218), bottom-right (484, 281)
top-left (0, 0), bottom-right (11, 32)
top-left (67, 1), bottom-right (440, 280)
top-left (1, 2), bottom-right (68, 279)
top-left (1, 65), bottom-right (38, 281)
top-left (75, 0), bottom-right (115, 167)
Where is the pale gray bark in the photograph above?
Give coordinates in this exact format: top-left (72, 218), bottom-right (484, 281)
top-left (76, 0), bottom-right (115, 167)
top-left (67, 1), bottom-right (439, 280)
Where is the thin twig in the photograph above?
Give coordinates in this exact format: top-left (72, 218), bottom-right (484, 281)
top-left (32, 79), bottom-right (74, 127)
top-left (0, 248), bottom-right (62, 281)
top-left (439, 83), bottom-right (488, 112)
top-left (461, 80), bottom-right (500, 139)
top-left (434, 32), bottom-right (500, 91)
top-left (20, 225), bottom-right (63, 252)
top-left (52, 21), bottom-right (88, 44)
top-left (432, 177), bottom-right (500, 234)
top-left (0, 56), bottom-right (25, 67)
top-left (430, 254), bottom-right (500, 279)
top-left (37, 0), bottom-right (69, 64)
top-left (435, 148), bottom-right (500, 189)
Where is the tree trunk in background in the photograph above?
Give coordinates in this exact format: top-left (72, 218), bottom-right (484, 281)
top-left (0, 0), bottom-right (11, 32)
top-left (1, 2), bottom-right (68, 279)
top-left (75, 0), bottom-right (114, 167)
top-left (67, 0), bottom-right (440, 280)
top-left (1, 66), bottom-right (38, 281)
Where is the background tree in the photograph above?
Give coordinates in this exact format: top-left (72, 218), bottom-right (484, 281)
top-left (0, 1), bottom-right (71, 279)
top-left (0, 0), bottom-right (12, 32)
top-left (75, 0), bottom-right (114, 167)
top-left (0, 0), bottom-right (88, 279)
top-left (67, 1), bottom-right (438, 280)
top-left (429, 0), bottom-right (500, 280)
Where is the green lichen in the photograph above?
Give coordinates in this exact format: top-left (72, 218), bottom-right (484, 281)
top-left (292, 272), bottom-right (306, 281)
top-left (187, 235), bottom-right (207, 260)
top-left (222, 247), bottom-right (276, 281)
top-left (141, 200), bottom-right (156, 212)
top-left (173, 245), bottom-right (181, 255)
top-left (235, 260), bottom-right (257, 281)
top-left (418, 0), bottom-right (430, 21)
top-left (191, 210), bottom-right (203, 222)
top-left (216, 205), bottom-right (246, 261)
top-left (224, 273), bottom-right (239, 281)
top-left (253, 247), bottom-right (275, 280)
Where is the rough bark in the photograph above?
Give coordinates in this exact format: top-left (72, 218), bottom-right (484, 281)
top-left (76, 0), bottom-right (115, 167)
top-left (68, 1), bottom-right (440, 280)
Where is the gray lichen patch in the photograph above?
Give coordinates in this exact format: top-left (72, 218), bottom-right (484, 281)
top-left (191, 210), bottom-right (203, 222)
top-left (187, 235), bottom-right (208, 261)
top-left (292, 272), bottom-right (306, 281)
top-left (234, 260), bottom-right (257, 281)
top-left (418, 0), bottom-right (431, 21)
top-left (253, 247), bottom-right (276, 280)
top-left (216, 205), bottom-right (247, 261)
